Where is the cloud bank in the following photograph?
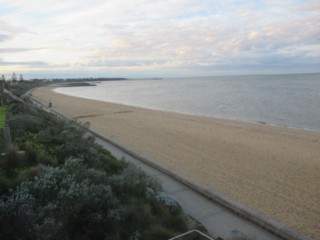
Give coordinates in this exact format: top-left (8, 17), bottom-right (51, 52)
top-left (0, 0), bottom-right (319, 78)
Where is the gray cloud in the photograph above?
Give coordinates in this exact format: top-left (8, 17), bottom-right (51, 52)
top-left (295, 1), bottom-right (320, 12)
top-left (89, 59), bottom-right (167, 67)
top-left (0, 48), bottom-right (38, 53)
top-left (1, 0), bottom-right (319, 77)
top-left (0, 60), bottom-right (48, 66)
top-left (182, 57), bottom-right (318, 76)
top-left (0, 33), bottom-right (11, 42)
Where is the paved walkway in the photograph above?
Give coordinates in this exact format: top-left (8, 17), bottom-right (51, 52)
top-left (94, 135), bottom-right (281, 240)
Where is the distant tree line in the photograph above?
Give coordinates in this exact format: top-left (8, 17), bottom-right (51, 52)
top-left (1, 72), bottom-right (24, 83)
top-left (0, 72), bottom-right (128, 83)
top-left (63, 77), bottom-right (127, 82)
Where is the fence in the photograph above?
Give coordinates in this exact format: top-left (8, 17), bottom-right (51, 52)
top-left (3, 114), bottom-right (11, 148)
top-left (169, 230), bottom-right (214, 240)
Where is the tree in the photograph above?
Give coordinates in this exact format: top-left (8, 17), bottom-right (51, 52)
top-left (12, 72), bottom-right (17, 82)
top-left (19, 74), bottom-right (24, 82)
top-left (1, 75), bottom-right (5, 82)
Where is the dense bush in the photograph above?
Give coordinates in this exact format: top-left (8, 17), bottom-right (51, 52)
top-left (0, 157), bottom-right (187, 240)
top-left (7, 81), bottom-right (48, 98)
top-left (0, 101), bottom-right (191, 239)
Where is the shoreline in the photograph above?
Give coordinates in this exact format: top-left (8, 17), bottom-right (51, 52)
top-left (53, 75), bottom-right (320, 134)
top-left (53, 86), bottom-right (320, 134)
top-left (54, 86), bottom-right (320, 134)
top-left (32, 86), bottom-right (320, 239)
top-left (53, 84), bottom-right (320, 137)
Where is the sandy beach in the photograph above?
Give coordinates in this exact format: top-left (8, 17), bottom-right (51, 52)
top-left (32, 86), bottom-right (320, 239)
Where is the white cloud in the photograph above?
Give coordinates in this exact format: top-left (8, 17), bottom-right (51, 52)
top-left (0, 0), bottom-right (319, 77)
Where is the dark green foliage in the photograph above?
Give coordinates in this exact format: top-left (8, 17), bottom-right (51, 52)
top-left (0, 158), bottom-right (188, 240)
top-left (16, 164), bottom-right (43, 183)
top-left (10, 114), bottom-right (45, 135)
top-left (9, 103), bottom-right (110, 165)
top-left (1, 147), bottom-right (24, 174)
top-left (0, 171), bottom-right (11, 195)
top-left (7, 81), bottom-right (48, 97)
top-left (0, 147), bottom-right (44, 195)
top-left (0, 101), bottom-right (191, 239)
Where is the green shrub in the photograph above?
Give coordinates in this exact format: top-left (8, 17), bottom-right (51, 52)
top-left (8, 82), bottom-right (48, 97)
top-left (16, 164), bottom-right (43, 183)
top-left (0, 171), bottom-right (10, 195)
top-left (10, 114), bottom-right (46, 139)
top-left (0, 147), bottom-right (25, 176)
top-left (0, 157), bottom-right (189, 239)
top-left (24, 142), bottom-right (39, 165)
top-left (0, 161), bottom-right (121, 240)
top-left (0, 101), bottom-right (191, 239)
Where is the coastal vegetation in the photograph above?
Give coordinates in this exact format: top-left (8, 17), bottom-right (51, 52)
top-left (0, 85), bottom-right (192, 239)
top-left (0, 106), bottom-right (7, 128)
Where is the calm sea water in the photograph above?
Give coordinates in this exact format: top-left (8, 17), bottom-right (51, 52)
top-left (55, 73), bottom-right (320, 132)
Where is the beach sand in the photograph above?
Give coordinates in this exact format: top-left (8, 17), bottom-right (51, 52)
top-left (32, 86), bottom-right (320, 239)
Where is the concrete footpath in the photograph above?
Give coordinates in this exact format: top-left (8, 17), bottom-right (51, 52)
top-left (93, 134), bottom-right (281, 240)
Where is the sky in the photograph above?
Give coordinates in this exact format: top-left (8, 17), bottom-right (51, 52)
top-left (0, 0), bottom-right (319, 79)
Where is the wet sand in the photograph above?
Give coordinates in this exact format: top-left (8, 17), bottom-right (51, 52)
top-left (32, 86), bottom-right (320, 239)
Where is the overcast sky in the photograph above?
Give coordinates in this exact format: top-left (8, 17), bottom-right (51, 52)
top-left (0, 0), bottom-right (319, 79)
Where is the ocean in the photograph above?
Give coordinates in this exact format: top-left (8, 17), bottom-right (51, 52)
top-left (54, 73), bottom-right (320, 132)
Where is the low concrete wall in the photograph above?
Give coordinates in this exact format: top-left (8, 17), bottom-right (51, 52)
top-left (87, 129), bottom-right (310, 240)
